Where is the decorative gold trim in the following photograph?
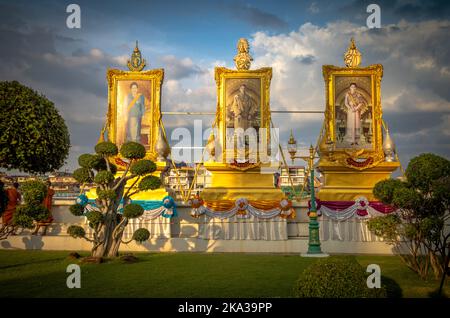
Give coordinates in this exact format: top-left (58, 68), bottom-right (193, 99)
top-left (320, 64), bottom-right (384, 170)
top-left (234, 38), bottom-right (253, 70)
top-left (213, 66), bottom-right (272, 166)
top-left (106, 68), bottom-right (164, 165)
top-left (344, 38), bottom-right (362, 68)
top-left (127, 41), bottom-right (146, 72)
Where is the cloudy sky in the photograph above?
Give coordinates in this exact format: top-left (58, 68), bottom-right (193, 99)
top-left (0, 0), bottom-right (449, 172)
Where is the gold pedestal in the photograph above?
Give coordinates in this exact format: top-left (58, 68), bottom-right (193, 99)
top-left (86, 161), bottom-right (169, 201)
top-left (201, 162), bottom-right (284, 201)
top-left (317, 160), bottom-right (400, 201)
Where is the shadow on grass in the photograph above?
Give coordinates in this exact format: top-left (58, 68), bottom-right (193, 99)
top-left (382, 275), bottom-right (403, 298)
top-left (0, 256), bottom-right (68, 270)
top-left (428, 289), bottom-right (448, 298)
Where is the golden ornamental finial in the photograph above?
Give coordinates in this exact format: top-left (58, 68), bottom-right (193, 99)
top-left (234, 38), bottom-right (253, 70)
top-left (344, 38), bottom-right (361, 68)
top-left (288, 129), bottom-right (295, 144)
top-left (127, 40), bottom-right (146, 71)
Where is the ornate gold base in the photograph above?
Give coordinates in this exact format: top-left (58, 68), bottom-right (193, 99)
top-left (201, 162), bottom-right (284, 201)
top-left (317, 160), bottom-right (400, 201)
top-left (85, 161), bottom-right (169, 202)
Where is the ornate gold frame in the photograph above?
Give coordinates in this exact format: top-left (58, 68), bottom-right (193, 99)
top-left (214, 66), bottom-right (272, 163)
top-left (106, 68), bottom-right (164, 163)
top-left (321, 64), bottom-right (385, 169)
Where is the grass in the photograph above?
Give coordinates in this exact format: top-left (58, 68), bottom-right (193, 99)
top-left (0, 250), bottom-right (448, 298)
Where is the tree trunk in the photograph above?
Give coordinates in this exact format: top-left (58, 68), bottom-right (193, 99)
top-left (107, 219), bottom-right (129, 258)
top-left (90, 184), bottom-right (126, 258)
top-left (429, 251), bottom-right (443, 279)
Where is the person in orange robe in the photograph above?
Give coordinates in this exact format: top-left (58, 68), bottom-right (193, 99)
top-left (32, 180), bottom-right (55, 235)
top-left (1, 182), bottom-right (21, 227)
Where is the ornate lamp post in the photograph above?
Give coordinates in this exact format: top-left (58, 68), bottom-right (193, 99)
top-left (287, 131), bottom-right (328, 257)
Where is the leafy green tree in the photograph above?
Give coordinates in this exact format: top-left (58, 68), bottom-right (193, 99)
top-left (0, 180), bottom-right (50, 240)
top-left (0, 81), bottom-right (70, 174)
top-left (294, 258), bottom-right (387, 298)
top-left (368, 153), bottom-right (450, 280)
top-left (68, 141), bottom-right (162, 258)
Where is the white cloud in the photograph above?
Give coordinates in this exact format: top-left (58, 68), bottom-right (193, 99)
top-left (9, 19), bottom-right (450, 170)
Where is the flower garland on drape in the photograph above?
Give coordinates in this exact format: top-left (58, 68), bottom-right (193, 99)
top-left (313, 196), bottom-right (396, 221)
top-left (189, 196), bottom-right (295, 219)
top-left (76, 194), bottom-right (177, 219)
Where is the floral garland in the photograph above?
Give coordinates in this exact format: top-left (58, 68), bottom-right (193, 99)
top-left (227, 160), bottom-right (261, 171)
top-left (76, 194), bottom-right (177, 219)
top-left (188, 195), bottom-right (295, 219)
top-left (316, 196), bottom-right (396, 221)
top-left (345, 157), bottom-right (374, 168)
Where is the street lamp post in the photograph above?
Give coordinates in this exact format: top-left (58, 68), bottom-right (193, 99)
top-left (287, 131), bottom-right (328, 257)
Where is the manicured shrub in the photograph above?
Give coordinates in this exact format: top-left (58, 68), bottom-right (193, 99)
top-left (294, 257), bottom-right (387, 298)
top-left (133, 228), bottom-right (150, 242)
top-left (406, 153), bottom-right (450, 193)
top-left (96, 189), bottom-right (117, 200)
top-left (73, 167), bottom-right (92, 183)
top-left (373, 179), bottom-right (404, 205)
top-left (120, 141), bottom-right (146, 159)
top-left (86, 210), bottom-right (103, 226)
top-left (67, 225), bottom-right (86, 238)
top-left (20, 180), bottom-right (47, 205)
top-left (78, 154), bottom-right (96, 169)
top-left (123, 203), bottom-right (144, 219)
top-left (95, 141), bottom-right (118, 157)
top-left (138, 175), bottom-right (161, 191)
top-left (367, 214), bottom-right (401, 241)
top-left (130, 160), bottom-right (156, 176)
top-left (94, 170), bottom-right (114, 184)
top-left (15, 205), bottom-right (49, 222)
top-left (69, 204), bottom-right (85, 216)
top-left (12, 213), bottom-right (34, 229)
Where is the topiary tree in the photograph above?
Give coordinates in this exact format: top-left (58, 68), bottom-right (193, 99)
top-left (294, 257), bottom-right (387, 298)
top-left (0, 81), bottom-right (70, 174)
top-left (368, 153), bottom-right (450, 280)
top-left (67, 141), bottom-right (161, 258)
top-left (0, 180), bottom-right (50, 240)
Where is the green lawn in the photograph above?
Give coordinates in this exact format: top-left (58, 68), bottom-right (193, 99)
top-left (0, 250), bottom-right (448, 298)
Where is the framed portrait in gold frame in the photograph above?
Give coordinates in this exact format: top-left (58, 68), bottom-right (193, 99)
top-left (322, 64), bottom-right (384, 166)
top-left (214, 67), bottom-right (272, 163)
top-left (106, 68), bottom-right (164, 163)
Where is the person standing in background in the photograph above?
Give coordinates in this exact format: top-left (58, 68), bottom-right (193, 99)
top-left (0, 181), bottom-right (8, 221)
top-left (32, 180), bottom-right (55, 236)
top-left (1, 182), bottom-right (21, 229)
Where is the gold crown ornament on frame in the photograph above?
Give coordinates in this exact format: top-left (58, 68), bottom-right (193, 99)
top-left (127, 41), bottom-right (146, 72)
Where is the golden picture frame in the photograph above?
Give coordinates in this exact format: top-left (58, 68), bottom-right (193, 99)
top-left (322, 64), bottom-right (384, 165)
top-left (106, 68), bottom-right (164, 164)
top-left (214, 66), bottom-right (272, 163)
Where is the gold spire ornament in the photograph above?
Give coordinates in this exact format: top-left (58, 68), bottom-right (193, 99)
top-left (155, 127), bottom-right (170, 161)
top-left (234, 38), bottom-right (253, 70)
top-left (383, 129), bottom-right (396, 162)
top-left (127, 41), bottom-right (146, 71)
top-left (344, 38), bottom-right (361, 68)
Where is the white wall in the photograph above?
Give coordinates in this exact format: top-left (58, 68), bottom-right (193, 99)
top-left (0, 200), bottom-right (398, 254)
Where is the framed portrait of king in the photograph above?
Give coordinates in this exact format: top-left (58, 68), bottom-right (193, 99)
top-left (214, 67), bottom-right (272, 163)
top-left (106, 68), bottom-right (164, 163)
top-left (322, 64), bottom-right (384, 163)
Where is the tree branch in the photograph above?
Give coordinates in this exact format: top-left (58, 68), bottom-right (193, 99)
top-left (113, 159), bottom-right (133, 190)
top-left (121, 237), bottom-right (134, 244)
top-left (105, 155), bottom-right (111, 172)
top-left (123, 176), bottom-right (141, 200)
top-left (126, 190), bottom-right (140, 198)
